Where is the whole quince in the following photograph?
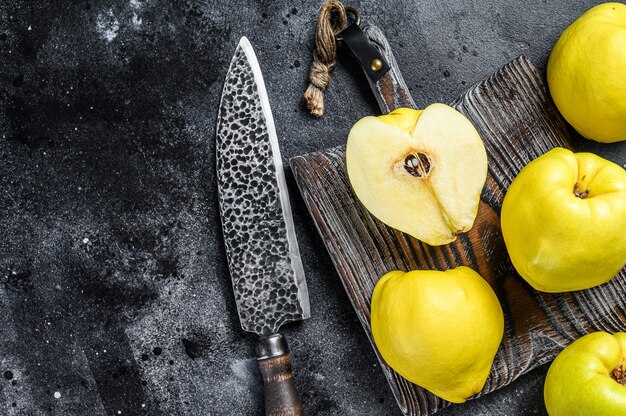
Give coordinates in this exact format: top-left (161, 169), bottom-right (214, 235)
top-left (501, 148), bottom-right (626, 292)
top-left (371, 266), bottom-right (504, 403)
top-left (547, 2), bottom-right (626, 142)
top-left (544, 332), bottom-right (626, 415)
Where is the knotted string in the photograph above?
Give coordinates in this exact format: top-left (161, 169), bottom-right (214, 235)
top-left (303, 0), bottom-right (348, 117)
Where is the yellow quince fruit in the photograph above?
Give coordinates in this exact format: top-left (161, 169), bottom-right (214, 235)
top-left (371, 266), bottom-right (504, 403)
top-left (544, 332), bottom-right (626, 415)
top-left (501, 147), bottom-right (626, 292)
top-left (346, 105), bottom-right (488, 246)
top-left (547, 2), bottom-right (626, 142)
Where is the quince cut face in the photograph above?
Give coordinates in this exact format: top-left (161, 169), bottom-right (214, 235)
top-left (346, 104), bottom-right (488, 246)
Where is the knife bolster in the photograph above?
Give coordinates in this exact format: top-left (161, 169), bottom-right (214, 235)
top-left (256, 333), bottom-right (289, 360)
top-left (256, 334), bottom-right (304, 416)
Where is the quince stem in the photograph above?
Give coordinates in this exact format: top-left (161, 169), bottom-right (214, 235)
top-left (611, 364), bottom-right (626, 386)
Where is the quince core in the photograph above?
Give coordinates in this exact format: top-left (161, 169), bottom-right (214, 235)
top-left (346, 104), bottom-right (487, 246)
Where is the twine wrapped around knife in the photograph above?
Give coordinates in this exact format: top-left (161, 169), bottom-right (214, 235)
top-left (303, 0), bottom-right (348, 117)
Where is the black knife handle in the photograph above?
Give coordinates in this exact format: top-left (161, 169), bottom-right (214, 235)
top-left (256, 334), bottom-right (304, 416)
top-left (360, 24), bottom-right (418, 113)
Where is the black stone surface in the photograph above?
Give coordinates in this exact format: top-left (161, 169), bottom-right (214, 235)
top-left (0, 1), bottom-right (624, 415)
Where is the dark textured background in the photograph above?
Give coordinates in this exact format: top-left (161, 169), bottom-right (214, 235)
top-left (0, 0), bottom-right (624, 415)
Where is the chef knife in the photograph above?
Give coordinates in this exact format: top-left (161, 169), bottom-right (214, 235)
top-left (215, 36), bottom-right (310, 416)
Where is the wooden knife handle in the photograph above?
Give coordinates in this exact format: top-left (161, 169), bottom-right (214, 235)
top-left (256, 334), bottom-right (304, 416)
top-left (361, 24), bottom-right (417, 113)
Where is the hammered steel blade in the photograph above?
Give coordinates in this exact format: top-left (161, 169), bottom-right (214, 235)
top-left (216, 37), bottom-right (310, 336)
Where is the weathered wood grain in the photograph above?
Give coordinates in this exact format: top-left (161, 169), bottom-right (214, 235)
top-left (361, 25), bottom-right (416, 112)
top-left (290, 54), bottom-right (626, 416)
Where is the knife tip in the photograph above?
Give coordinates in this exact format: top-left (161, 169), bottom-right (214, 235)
top-left (238, 36), bottom-right (251, 49)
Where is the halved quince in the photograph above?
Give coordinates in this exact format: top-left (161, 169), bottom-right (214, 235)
top-left (346, 104), bottom-right (488, 246)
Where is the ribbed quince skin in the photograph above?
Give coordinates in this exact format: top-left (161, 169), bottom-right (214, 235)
top-left (545, 332), bottom-right (626, 415)
top-left (371, 266), bottom-right (504, 403)
top-left (501, 148), bottom-right (626, 292)
top-left (346, 104), bottom-right (487, 246)
top-left (547, 2), bottom-right (626, 142)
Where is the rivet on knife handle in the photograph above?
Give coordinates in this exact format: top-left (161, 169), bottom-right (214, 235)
top-left (256, 334), bottom-right (304, 416)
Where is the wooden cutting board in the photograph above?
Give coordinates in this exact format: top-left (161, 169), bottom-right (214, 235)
top-left (289, 26), bottom-right (626, 416)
